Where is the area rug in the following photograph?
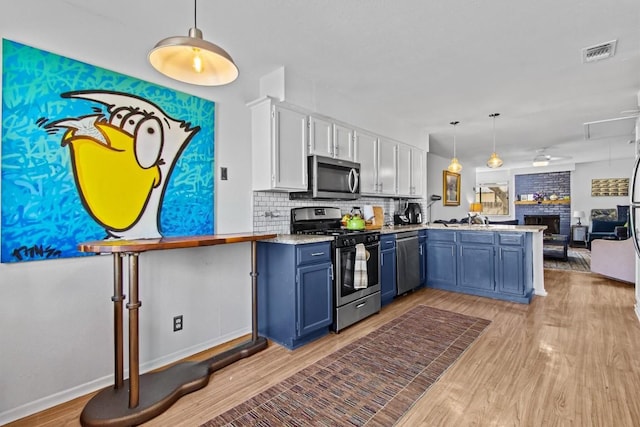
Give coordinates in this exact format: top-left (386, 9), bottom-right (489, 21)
top-left (544, 247), bottom-right (591, 272)
top-left (202, 305), bottom-right (491, 427)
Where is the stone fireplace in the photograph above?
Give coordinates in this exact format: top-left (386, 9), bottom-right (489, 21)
top-left (515, 171), bottom-right (571, 236)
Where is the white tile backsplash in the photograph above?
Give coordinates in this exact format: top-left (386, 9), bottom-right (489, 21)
top-left (252, 191), bottom-right (427, 234)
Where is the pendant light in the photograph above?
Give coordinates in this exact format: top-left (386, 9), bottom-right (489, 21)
top-left (447, 121), bottom-right (462, 173)
top-left (486, 113), bottom-right (503, 168)
top-left (149, 0), bottom-right (239, 86)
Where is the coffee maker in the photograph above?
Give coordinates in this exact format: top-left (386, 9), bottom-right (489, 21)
top-left (405, 203), bottom-right (423, 224)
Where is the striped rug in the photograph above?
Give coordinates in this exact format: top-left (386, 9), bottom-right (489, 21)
top-left (202, 305), bottom-right (490, 427)
top-left (544, 248), bottom-right (591, 272)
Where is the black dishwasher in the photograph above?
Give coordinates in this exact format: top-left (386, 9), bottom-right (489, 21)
top-left (396, 231), bottom-right (420, 295)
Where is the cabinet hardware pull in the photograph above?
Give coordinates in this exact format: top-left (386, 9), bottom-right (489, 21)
top-left (356, 302), bottom-right (366, 309)
top-left (311, 252), bottom-right (325, 256)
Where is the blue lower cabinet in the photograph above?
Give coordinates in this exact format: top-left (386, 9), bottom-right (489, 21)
top-left (496, 246), bottom-right (524, 296)
top-left (419, 231), bottom-right (427, 286)
top-left (425, 230), bottom-right (533, 303)
top-left (257, 241), bottom-right (333, 350)
top-left (458, 244), bottom-right (495, 291)
top-left (380, 234), bottom-right (397, 306)
top-left (426, 242), bottom-right (457, 288)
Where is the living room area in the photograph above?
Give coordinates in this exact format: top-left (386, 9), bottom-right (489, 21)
top-left (476, 156), bottom-right (636, 284)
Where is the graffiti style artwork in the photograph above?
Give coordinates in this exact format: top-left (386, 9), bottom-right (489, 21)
top-left (1, 39), bottom-right (215, 263)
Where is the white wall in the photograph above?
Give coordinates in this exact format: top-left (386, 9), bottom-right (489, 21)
top-left (427, 153), bottom-right (477, 222)
top-left (0, 3), bottom-right (255, 422)
top-left (572, 158), bottom-right (634, 226)
top-left (0, 2), bottom-right (424, 423)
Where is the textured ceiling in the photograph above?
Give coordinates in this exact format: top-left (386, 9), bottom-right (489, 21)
top-left (59, 0), bottom-right (640, 170)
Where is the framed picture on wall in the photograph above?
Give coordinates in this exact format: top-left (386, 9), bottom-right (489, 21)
top-left (443, 170), bottom-right (461, 206)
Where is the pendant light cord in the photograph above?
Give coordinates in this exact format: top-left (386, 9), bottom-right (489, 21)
top-left (450, 121), bottom-right (459, 157)
top-left (489, 113), bottom-right (500, 153)
top-left (492, 115), bottom-right (496, 152)
top-left (194, 0), bottom-right (198, 28)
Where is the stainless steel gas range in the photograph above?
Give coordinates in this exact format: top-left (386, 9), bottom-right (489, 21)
top-left (291, 207), bottom-right (381, 332)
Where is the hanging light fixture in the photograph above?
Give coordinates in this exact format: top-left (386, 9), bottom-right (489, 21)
top-left (486, 113), bottom-right (503, 168)
top-left (148, 0), bottom-right (239, 86)
top-left (447, 121), bottom-right (462, 173)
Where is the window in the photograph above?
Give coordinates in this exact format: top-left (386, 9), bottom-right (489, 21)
top-left (476, 182), bottom-right (509, 215)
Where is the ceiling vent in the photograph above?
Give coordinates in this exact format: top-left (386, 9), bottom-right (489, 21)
top-left (582, 40), bottom-right (617, 63)
top-left (583, 116), bottom-right (636, 140)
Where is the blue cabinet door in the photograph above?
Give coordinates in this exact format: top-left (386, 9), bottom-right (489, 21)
top-left (296, 262), bottom-right (333, 337)
top-left (426, 242), bottom-right (457, 287)
top-left (380, 248), bottom-right (397, 305)
top-left (458, 244), bottom-right (495, 291)
top-left (419, 235), bottom-right (427, 286)
top-left (496, 246), bottom-right (524, 295)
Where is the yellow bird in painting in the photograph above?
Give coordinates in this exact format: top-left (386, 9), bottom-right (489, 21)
top-left (48, 91), bottom-right (200, 239)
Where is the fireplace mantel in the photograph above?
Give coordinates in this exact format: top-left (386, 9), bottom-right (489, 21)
top-left (515, 199), bottom-right (570, 205)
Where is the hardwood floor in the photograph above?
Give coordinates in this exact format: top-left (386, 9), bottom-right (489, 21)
top-left (8, 270), bottom-right (640, 426)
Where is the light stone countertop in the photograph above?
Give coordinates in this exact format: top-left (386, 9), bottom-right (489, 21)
top-left (263, 235), bottom-right (335, 245)
top-left (380, 223), bottom-right (547, 234)
top-left (263, 223), bottom-right (547, 245)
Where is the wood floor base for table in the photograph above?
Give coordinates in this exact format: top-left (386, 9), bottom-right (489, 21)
top-left (80, 337), bottom-right (267, 426)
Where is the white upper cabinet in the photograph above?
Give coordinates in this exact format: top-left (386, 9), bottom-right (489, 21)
top-left (333, 123), bottom-right (355, 162)
top-left (249, 97), bottom-right (308, 191)
top-left (354, 130), bottom-right (378, 195)
top-left (250, 97), bottom-right (425, 198)
top-left (397, 144), bottom-right (425, 198)
top-left (308, 115), bottom-right (333, 158)
top-left (410, 147), bottom-right (425, 197)
top-left (309, 115), bottom-right (355, 162)
top-left (333, 123), bottom-right (355, 161)
top-left (397, 144), bottom-right (412, 197)
top-left (377, 138), bottom-right (398, 196)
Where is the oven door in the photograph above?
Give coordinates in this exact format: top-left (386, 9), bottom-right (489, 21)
top-left (336, 241), bottom-right (380, 306)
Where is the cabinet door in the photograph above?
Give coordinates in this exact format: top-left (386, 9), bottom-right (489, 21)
top-left (378, 138), bottom-right (397, 196)
top-left (333, 123), bottom-right (354, 161)
top-left (458, 244), bottom-right (495, 291)
top-left (411, 148), bottom-right (425, 197)
top-left (426, 242), bottom-right (457, 287)
top-left (419, 236), bottom-right (427, 286)
top-left (296, 263), bottom-right (333, 337)
top-left (496, 247), bottom-right (524, 295)
top-left (308, 116), bottom-right (333, 158)
top-left (273, 106), bottom-right (308, 190)
top-left (397, 144), bottom-right (412, 197)
top-left (380, 248), bottom-right (397, 305)
top-left (354, 130), bottom-right (378, 195)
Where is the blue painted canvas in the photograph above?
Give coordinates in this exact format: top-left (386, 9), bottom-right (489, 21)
top-left (1, 39), bottom-right (215, 263)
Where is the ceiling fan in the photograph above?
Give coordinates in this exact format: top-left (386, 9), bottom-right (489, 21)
top-left (532, 148), bottom-right (572, 167)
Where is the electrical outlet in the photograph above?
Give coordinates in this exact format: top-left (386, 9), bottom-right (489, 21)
top-left (173, 315), bottom-right (183, 332)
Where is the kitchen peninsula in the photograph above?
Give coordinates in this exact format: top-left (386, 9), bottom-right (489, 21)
top-left (382, 223), bottom-right (547, 302)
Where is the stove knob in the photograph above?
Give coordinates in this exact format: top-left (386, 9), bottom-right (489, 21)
top-left (350, 238), bottom-right (357, 246)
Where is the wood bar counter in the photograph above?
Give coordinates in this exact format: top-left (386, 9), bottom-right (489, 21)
top-left (77, 233), bottom-right (276, 427)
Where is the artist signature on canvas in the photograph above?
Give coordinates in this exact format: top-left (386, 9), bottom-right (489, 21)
top-left (11, 244), bottom-right (62, 261)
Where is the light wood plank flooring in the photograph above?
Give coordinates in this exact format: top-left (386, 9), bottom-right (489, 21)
top-left (8, 270), bottom-right (640, 426)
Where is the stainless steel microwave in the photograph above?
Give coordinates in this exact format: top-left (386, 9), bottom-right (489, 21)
top-left (290, 155), bottom-right (360, 200)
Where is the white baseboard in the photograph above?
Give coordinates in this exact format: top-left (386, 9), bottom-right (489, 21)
top-left (0, 329), bottom-right (249, 425)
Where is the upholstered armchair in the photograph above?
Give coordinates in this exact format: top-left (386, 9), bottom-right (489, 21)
top-left (590, 237), bottom-right (635, 283)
